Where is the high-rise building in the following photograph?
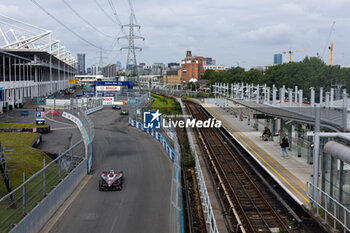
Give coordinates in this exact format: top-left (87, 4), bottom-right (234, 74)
top-left (116, 61), bottom-right (122, 71)
top-left (273, 54), bottom-right (282, 65)
top-left (168, 62), bottom-right (180, 68)
top-left (181, 51), bottom-right (204, 86)
top-left (92, 65), bottom-right (99, 75)
top-left (203, 57), bottom-right (215, 66)
top-left (102, 64), bottom-right (117, 77)
top-left (77, 53), bottom-right (86, 75)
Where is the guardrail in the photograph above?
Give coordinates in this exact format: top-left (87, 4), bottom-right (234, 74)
top-left (307, 182), bottom-right (350, 232)
top-left (0, 140), bottom-right (85, 233)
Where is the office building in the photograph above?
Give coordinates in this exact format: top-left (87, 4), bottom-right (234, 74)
top-left (77, 53), bottom-right (86, 75)
top-left (274, 54), bottom-right (283, 65)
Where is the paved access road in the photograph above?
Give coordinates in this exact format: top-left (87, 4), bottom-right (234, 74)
top-left (48, 108), bottom-right (172, 233)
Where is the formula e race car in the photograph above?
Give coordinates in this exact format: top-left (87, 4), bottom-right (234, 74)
top-left (98, 170), bottom-right (124, 191)
top-left (121, 109), bottom-right (129, 115)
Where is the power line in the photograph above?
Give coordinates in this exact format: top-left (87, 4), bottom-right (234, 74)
top-left (62, 0), bottom-right (117, 39)
top-left (107, 0), bottom-right (123, 26)
top-left (94, 0), bottom-right (119, 25)
top-left (30, 0), bottom-right (102, 49)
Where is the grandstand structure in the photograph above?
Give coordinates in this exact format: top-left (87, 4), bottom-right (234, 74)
top-left (0, 14), bottom-right (76, 110)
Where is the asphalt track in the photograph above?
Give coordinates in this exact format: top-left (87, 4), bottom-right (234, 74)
top-left (48, 108), bottom-right (172, 233)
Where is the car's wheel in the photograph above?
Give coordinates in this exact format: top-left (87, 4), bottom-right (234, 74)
top-left (98, 180), bottom-right (102, 191)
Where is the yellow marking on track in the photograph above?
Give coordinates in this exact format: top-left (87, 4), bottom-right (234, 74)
top-left (206, 106), bottom-right (310, 204)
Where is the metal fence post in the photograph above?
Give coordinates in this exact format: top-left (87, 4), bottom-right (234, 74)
top-left (58, 153), bottom-right (61, 181)
top-left (22, 172), bottom-right (26, 216)
top-left (43, 158), bottom-right (46, 196)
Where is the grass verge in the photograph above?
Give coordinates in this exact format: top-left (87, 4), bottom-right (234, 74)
top-left (0, 123), bottom-right (48, 129)
top-left (150, 93), bottom-right (182, 116)
top-left (0, 132), bottom-right (50, 194)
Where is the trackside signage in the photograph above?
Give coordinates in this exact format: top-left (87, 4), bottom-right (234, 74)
top-left (143, 110), bottom-right (221, 129)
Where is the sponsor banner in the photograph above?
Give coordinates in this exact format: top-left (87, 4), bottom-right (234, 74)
top-left (85, 105), bottom-right (104, 115)
top-left (69, 79), bottom-right (79, 84)
top-left (62, 112), bottom-right (84, 134)
top-left (113, 101), bottom-right (126, 105)
top-left (101, 92), bottom-right (115, 97)
top-left (95, 81), bottom-right (133, 89)
top-left (102, 97), bottom-right (114, 105)
top-left (96, 86), bottom-right (121, 91)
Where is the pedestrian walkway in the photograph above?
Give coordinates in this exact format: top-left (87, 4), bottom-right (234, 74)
top-left (202, 101), bottom-right (312, 206)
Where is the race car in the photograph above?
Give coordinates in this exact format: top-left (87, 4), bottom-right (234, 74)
top-left (98, 170), bottom-right (124, 191)
top-left (112, 105), bottom-right (121, 110)
top-left (121, 109), bottom-right (129, 115)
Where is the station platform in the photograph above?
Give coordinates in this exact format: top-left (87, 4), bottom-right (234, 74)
top-left (202, 101), bottom-right (313, 206)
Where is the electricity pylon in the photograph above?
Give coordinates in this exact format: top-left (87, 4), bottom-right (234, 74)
top-left (118, 12), bottom-right (144, 88)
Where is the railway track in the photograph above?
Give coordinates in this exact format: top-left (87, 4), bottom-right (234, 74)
top-left (184, 100), bottom-right (292, 233)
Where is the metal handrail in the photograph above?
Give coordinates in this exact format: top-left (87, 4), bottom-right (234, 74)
top-left (307, 181), bottom-right (350, 232)
top-left (0, 139), bottom-right (83, 203)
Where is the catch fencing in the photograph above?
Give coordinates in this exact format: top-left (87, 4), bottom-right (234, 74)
top-left (63, 103), bottom-right (96, 173)
top-left (0, 140), bottom-right (85, 233)
top-left (129, 117), bottom-right (183, 233)
top-left (0, 97), bottom-right (99, 232)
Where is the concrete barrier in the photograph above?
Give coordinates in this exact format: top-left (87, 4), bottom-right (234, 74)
top-left (10, 159), bottom-right (87, 233)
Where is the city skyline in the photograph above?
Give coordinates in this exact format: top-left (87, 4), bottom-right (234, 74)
top-left (1, 0), bottom-right (349, 70)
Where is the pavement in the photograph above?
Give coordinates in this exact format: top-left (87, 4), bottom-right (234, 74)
top-left (0, 108), bottom-right (81, 154)
top-left (202, 101), bottom-right (312, 206)
top-left (43, 107), bottom-right (172, 233)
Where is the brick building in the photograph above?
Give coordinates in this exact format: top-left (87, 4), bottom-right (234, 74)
top-left (180, 51), bottom-right (204, 87)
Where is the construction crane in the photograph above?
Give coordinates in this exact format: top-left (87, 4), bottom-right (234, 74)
top-left (282, 49), bottom-right (306, 62)
top-left (329, 42), bottom-right (334, 66)
top-left (320, 21), bottom-right (336, 60)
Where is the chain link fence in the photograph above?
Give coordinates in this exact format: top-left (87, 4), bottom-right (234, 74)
top-left (129, 86), bottom-right (183, 233)
top-left (128, 92), bottom-right (151, 123)
top-left (63, 107), bottom-right (95, 173)
top-left (129, 118), bottom-right (182, 233)
top-left (0, 95), bottom-right (98, 231)
top-left (0, 140), bottom-right (85, 233)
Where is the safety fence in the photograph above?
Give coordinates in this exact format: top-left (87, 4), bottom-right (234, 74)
top-left (128, 92), bottom-right (151, 123)
top-left (0, 140), bottom-right (85, 233)
top-left (129, 117), bottom-right (183, 233)
top-left (178, 98), bottom-right (219, 233)
top-left (0, 95), bottom-right (99, 232)
top-left (129, 119), bottom-right (176, 163)
top-left (63, 108), bottom-right (94, 173)
top-left (307, 182), bottom-right (350, 232)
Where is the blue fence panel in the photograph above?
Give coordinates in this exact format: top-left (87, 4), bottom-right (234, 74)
top-left (130, 120), bottom-right (176, 164)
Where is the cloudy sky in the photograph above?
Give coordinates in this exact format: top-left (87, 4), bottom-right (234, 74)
top-left (0, 0), bottom-right (349, 69)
